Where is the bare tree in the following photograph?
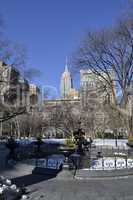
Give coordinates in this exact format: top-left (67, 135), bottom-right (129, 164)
top-left (13, 111), bottom-right (46, 138)
top-left (73, 12), bottom-right (133, 135)
top-left (0, 15), bottom-right (40, 130)
top-left (44, 100), bottom-right (81, 138)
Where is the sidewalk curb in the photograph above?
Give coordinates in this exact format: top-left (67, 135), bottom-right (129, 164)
top-left (75, 168), bottom-right (133, 180)
top-left (75, 175), bottom-right (130, 180)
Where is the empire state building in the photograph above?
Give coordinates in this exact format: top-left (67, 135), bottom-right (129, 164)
top-left (60, 60), bottom-right (73, 99)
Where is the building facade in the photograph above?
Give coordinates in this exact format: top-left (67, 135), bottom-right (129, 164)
top-left (29, 84), bottom-right (40, 105)
top-left (0, 61), bottom-right (29, 107)
top-left (60, 61), bottom-right (73, 99)
top-left (80, 69), bottom-right (114, 108)
top-left (79, 69), bottom-right (116, 137)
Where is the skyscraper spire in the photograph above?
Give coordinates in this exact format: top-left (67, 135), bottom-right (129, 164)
top-left (65, 56), bottom-right (68, 72)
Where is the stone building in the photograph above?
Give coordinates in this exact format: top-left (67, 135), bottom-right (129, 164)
top-left (29, 84), bottom-right (40, 105)
top-left (127, 81), bottom-right (133, 122)
top-left (0, 61), bottom-right (29, 108)
top-left (0, 61), bottom-right (30, 137)
top-left (79, 69), bottom-right (116, 137)
top-left (80, 69), bottom-right (115, 108)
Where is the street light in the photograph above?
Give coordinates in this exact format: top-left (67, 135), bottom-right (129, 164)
top-left (114, 129), bottom-right (118, 147)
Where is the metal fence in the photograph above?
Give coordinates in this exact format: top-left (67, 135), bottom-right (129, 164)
top-left (89, 156), bottom-right (133, 170)
top-left (90, 145), bottom-right (132, 158)
top-left (84, 146), bottom-right (133, 170)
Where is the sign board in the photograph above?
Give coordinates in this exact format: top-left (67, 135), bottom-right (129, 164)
top-left (37, 158), bottom-right (63, 169)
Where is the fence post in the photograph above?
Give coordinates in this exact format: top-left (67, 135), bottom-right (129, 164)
top-left (115, 157), bottom-right (117, 169)
top-left (102, 158), bottom-right (104, 170)
top-left (126, 156), bottom-right (127, 168)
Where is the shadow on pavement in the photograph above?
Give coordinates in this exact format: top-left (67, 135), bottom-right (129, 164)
top-left (11, 173), bottom-right (56, 187)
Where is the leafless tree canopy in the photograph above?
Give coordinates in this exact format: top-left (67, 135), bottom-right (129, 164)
top-left (43, 101), bottom-right (81, 137)
top-left (73, 11), bottom-right (133, 135)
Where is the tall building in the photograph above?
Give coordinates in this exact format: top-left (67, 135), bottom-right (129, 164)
top-left (80, 69), bottom-right (115, 137)
top-left (0, 61), bottom-right (29, 107)
top-left (60, 59), bottom-right (73, 99)
top-left (127, 81), bottom-right (133, 117)
top-left (80, 69), bottom-right (115, 108)
top-left (29, 84), bottom-right (40, 106)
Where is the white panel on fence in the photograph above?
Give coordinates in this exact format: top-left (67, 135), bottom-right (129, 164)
top-left (90, 157), bottom-right (133, 170)
top-left (127, 159), bottom-right (133, 168)
top-left (47, 159), bottom-right (57, 169)
top-left (91, 159), bottom-right (103, 170)
top-left (104, 158), bottom-right (115, 170)
top-left (37, 159), bottom-right (46, 168)
top-left (57, 160), bottom-right (63, 168)
top-left (116, 158), bottom-right (126, 169)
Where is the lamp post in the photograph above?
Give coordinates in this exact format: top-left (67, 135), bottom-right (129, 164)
top-left (114, 129), bottom-right (118, 147)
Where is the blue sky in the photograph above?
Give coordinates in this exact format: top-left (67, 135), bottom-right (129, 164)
top-left (0, 0), bottom-right (128, 97)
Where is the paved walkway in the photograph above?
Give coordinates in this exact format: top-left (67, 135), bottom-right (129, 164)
top-left (1, 162), bottom-right (133, 199)
top-left (28, 177), bottom-right (133, 200)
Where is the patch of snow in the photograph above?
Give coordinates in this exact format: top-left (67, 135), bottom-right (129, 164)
top-left (92, 139), bottom-right (128, 148)
top-left (0, 187), bottom-right (3, 194)
top-left (22, 195), bottom-right (28, 199)
top-left (16, 138), bottom-right (129, 147)
top-left (114, 152), bottom-right (127, 156)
